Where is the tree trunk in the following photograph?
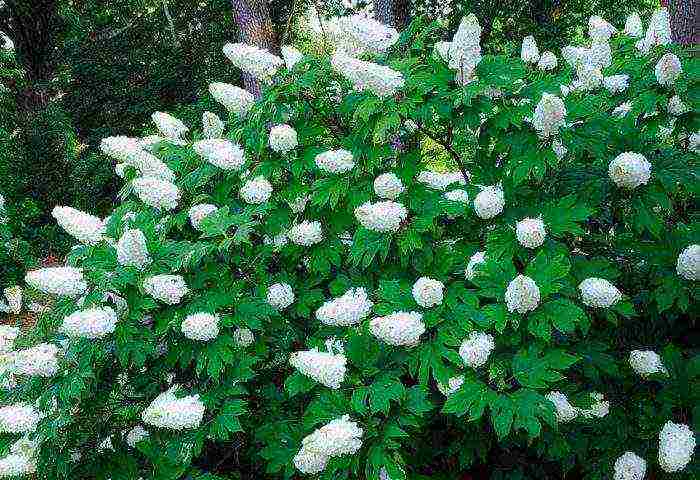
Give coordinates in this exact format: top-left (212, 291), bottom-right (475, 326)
top-left (668, 0), bottom-right (698, 46)
top-left (374, 0), bottom-right (409, 30)
top-left (231, 0), bottom-right (278, 97)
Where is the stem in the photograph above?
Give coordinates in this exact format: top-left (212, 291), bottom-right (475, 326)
top-left (413, 120), bottom-right (470, 182)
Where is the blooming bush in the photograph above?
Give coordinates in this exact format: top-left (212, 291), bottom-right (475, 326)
top-left (1, 8), bottom-right (698, 480)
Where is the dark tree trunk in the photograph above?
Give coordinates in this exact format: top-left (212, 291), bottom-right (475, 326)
top-left (668, 0), bottom-right (698, 45)
top-left (374, 0), bottom-right (410, 30)
top-left (231, 0), bottom-right (279, 97)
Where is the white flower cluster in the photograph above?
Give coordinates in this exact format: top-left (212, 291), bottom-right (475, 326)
top-left (354, 201), bottom-right (407, 233)
top-left (437, 375), bottom-right (465, 396)
top-left (316, 288), bottom-right (373, 326)
top-left (331, 50), bottom-right (405, 98)
top-left (588, 15), bottom-right (616, 42)
top-left (608, 152), bottom-right (651, 189)
top-left (267, 283), bottom-right (295, 310)
top-left (125, 425), bottom-right (149, 447)
top-left (293, 415), bottom-right (363, 474)
top-left (269, 124), bottom-right (298, 153)
top-left (613, 451), bottom-right (646, 480)
top-left (473, 185), bottom-right (504, 219)
top-left (60, 306), bottom-right (118, 339)
top-left (655, 53), bottom-right (682, 88)
top-left (521, 35), bottom-right (540, 64)
top-left (505, 275), bottom-right (540, 314)
top-left (623, 13), bottom-right (643, 38)
top-left (152, 112), bottom-right (188, 139)
top-left (629, 350), bottom-right (667, 377)
top-left (658, 421), bottom-right (695, 472)
top-left (281, 45), bottom-right (303, 69)
top-left (578, 277), bottom-right (622, 308)
top-left (25, 267), bottom-right (87, 297)
top-left (222, 43), bottom-right (283, 82)
top-left (412, 277), bottom-right (444, 308)
top-left (532, 93), bottom-right (566, 139)
top-left (603, 74), bottom-right (630, 94)
top-left (233, 328), bottom-right (255, 347)
top-left (193, 139), bottom-right (245, 171)
top-left (579, 392), bottom-right (610, 419)
top-left (143, 275), bottom-right (189, 305)
top-left (0, 437), bottom-right (38, 477)
top-left (209, 82), bottom-right (255, 117)
top-left (0, 326), bottom-right (19, 353)
top-left (52, 206), bottom-right (105, 245)
top-left (132, 176), bottom-right (180, 210)
top-left (459, 331), bottom-right (495, 368)
top-left (537, 51), bottom-right (557, 70)
top-left (288, 221), bottom-right (323, 246)
top-left (417, 170), bottom-right (467, 191)
top-left (116, 229), bottom-right (151, 269)
top-left (188, 204), bottom-right (218, 230)
top-left (373, 173), bottom-right (404, 199)
top-left (289, 349), bottom-right (347, 388)
top-left (370, 311), bottom-right (425, 347)
top-left (444, 189), bottom-right (469, 203)
top-left (99, 135), bottom-right (142, 161)
top-left (667, 95), bottom-right (689, 116)
top-left (202, 111), bottom-right (224, 139)
top-left (465, 251), bottom-right (487, 280)
top-left (339, 14), bottom-right (399, 54)
top-left (11, 343), bottom-right (59, 377)
top-left (0, 403), bottom-right (41, 434)
top-left (0, 287), bottom-right (22, 315)
top-left (181, 313), bottom-right (220, 341)
top-left (315, 149), bottom-right (355, 174)
top-left (516, 217), bottom-right (546, 249)
top-left (142, 386), bottom-right (205, 430)
top-left (440, 14), bottom-right (482, 84)
top-left (636, 8), bottom-right (671, 54)
top-left (117, 149), bottom-right (175, 181)
top-left (240, 176), bottom-right (273, 204)
top-left (545, 391), bottom-right (579, 423)
top-left (676, 244), bottom-right (699, 281)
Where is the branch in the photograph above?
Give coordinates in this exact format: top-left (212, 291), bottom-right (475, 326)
top-left (413, 120), bottom-right (470, 182)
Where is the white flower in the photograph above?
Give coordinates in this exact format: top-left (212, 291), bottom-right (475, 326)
top-left (505, 275), bottom-right (540, 314)
top-left (412, 277), bottom-right (444, 308)
top-left (354, 201), bottom-right (407, 233)
top-left (658, 421), bottom-right (695, 472)
top-left (202, 111), bottom-right (224, 139)
top-left (290, 349), bottom-right (347, 388)
top-left (641, 8), bottom-right (672, 52)
top-left (209, 82), bottom-right (255, 117)
top-left (655, 53), bottom-right (682, 88)
top-left (281, 45), bottom-right (303, 69)
top-left (417, 170), bottom-right (467, 190)
top-left (142, 386), bottom-right (205, 430)
top-left (553, 139), bottom-right (568, 159)
top-left (267, 283), bottom-right (295, 310)
top-left (445, 14), bottom-right (482, 83)
top-left (444, 189), bottom-right (469, 203)
top-left (289, 194), bottom-right (310, 213)
top-left (193, 139), bottom-right (245, 170)
top-left (370, 311), bottom-right (425, 347)
top-left (574, 62), bottom-right (604, 92)
top-left (579, 277), bottom-right (622, 308)
top-left (1, 286), bottom-right (21, 315)
top-left (12, 343), bottom-right (59, 377)
top-left (579, 392), bottom-right (609, 418)
top-left (0, 326), bottom-right (19, 354)
top-left (373, 173), bottom-right (404, 199)
top-left (240, 176), bottom-right (273, 204)
top-left (532, 93), bottom-right (566, 139)
top-left (667, 95), bottom-right (689, 116)
top-left (269, 124), bottom-right (298, 153)
top-left (60, 306), bottom-right (117, 339)
top-left (116, 229), bottom-right (151, 269)
top-left (119, 150), bottom-right (175, 181)
top-left (604, 75), bottom-right (630, 94)
top-left (294, 415), bottom-right (363, 474)
top-left (132, 176), bottom-right (180, 210)
top-left (613, 102), bottom-right (633, 118)
top-left (614, 451), bottom-right (646, 480)
top-left (51, 206), bottom-right (105, 245)
top-left (561, 45), bottom-right (588, 67)
top-left (676, 244), bottom-right (700, 281)
top-left (437, 375), bottom-right (465, 396)
top-left (537, 51), bottom-right (557, 70)
top-left (338, 14), bottom-right (399, 54)
top-left (690, 132), bottom-right (700, 153)
top-left (459, 331), bottom-right (495, 368)
top-left (609, 152), bottom-right (651, 189)
top-left (222, 43), bottom-right (283, 82)
top-left (233, 328), bottom-right (255, 348)
top-left (25, 267), bottom-right (87, 297)
top-left (0, 452), bottom-right (36, 477)
top-left (629, 350), bottom-right (667, 377)
top-left (143, 275), bottom-right (189, 305)
top-left (152, 112), bottom-right (188, 139)
top-left (188, 204), bottom-right (218, 230)
top-left (125, 425), bottom-right (149, 447)
top-left (288, 221), bottom-right (324, 246)
top-left (0, 404), bottom-right (41, 434)
top-left (315, 149), bottom-right (355, 174)
top-left (316, 288), bottom-right (373, 327)
top-left (331, 50), bottom-right (404, 98)
top-left (465, 251), bottom-right (487, 280)
top-left (181, 313), bottom-right (220, 342)
top-left (589, 15), bottom-right (616, 42)
top-left (516, 217), bottom-right (546, 249)
top-left (100, 135), bottom-right (142, 162)
top-left (545, 391), bottom-right (578, 423)
top-left (473, 185), bottom-right (505, 220)
top-left (623, 13), bottom-right (644, 38)
top-left (521, 35), bottom-right (540, 64)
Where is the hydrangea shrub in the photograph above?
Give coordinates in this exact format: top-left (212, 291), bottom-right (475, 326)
top-left (1, 8), bottom-right (699, 480)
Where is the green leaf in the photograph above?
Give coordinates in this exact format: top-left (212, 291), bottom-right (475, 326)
top-left (510, 389), bottom-right (557, 438)
top-left (512, 345), bottom-right (579, 388)
top-left (405, 385), bottom-right (434, 416)
top-left (542, 195), bottom-right (593, 236)
top-left (489, 394), bottom-right (514, 439)
top-left (528, 298), bottom-right (590, 341)
top-left (369, 374), bottom-right (405, 415)
top-left (285, 371), bottom-right (316, 397)
top-left (526, 250), bottom-right (570, 298)
top-left (442, 378), bottom-right (493, 421)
